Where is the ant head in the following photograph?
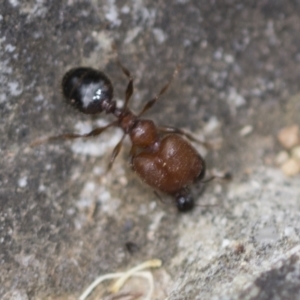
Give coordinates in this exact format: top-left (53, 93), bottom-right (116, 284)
top-left (62, 67), bottom-right (114, 114)
top-left (176, 193), bottom-right (194, 212)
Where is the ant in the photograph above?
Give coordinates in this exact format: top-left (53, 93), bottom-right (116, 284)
top-left (33, 59), bottom-right (229, 212)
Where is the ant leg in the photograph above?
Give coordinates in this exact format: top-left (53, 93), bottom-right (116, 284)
top-left (128, 145), bottom-right (140, 169)
top-left (153, 191), bottom-right (163, 202)
top-left (201, 170), bottom-right (232, 183)
top-left (106, 134), bottom-right (126, 172)
top-left (129, 145), bottom-right (137, 158)
top-left (157, 126), bottom-right (215, 149)
top-left (112, 44), bottom-right (134, 109)
top-left (153, 191), bottom-right (173, 206)
top-left (116, 59), bottom-right (134, 109)
top-left (30, 121), bottom-right (117, 147)
top-left (138, 66), bottom-right (180, 117)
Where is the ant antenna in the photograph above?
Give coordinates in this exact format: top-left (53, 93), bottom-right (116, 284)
top-left (111, 43), bottom-right (134, 110)
top-left (157, 126), bottom-right (216, 150)
top-left (106, 134), bottom-right (126, 172)
top-left (138, 65), bottom-right (180, 117)
top-left (201, 171), bottom-right (232, 184)
top-left (111, 43), bottom-right (180, 116)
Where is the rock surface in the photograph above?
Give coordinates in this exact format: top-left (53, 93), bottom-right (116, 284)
top-left (1, 1), bottom-right (300, 299)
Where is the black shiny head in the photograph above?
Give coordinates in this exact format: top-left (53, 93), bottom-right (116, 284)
top-left (176, 193), bottom-right (194, 212)
top-left (62, 67), bottom-right (113, 114)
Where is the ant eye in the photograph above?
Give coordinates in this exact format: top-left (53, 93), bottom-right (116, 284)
top-left (62, 67), bottom-right (113, 114)
top-left (176, 194), bottom-right (194, 212)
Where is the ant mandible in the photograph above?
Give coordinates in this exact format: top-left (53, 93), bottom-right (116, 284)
top-left (34, 59), bottom-right (224, 212)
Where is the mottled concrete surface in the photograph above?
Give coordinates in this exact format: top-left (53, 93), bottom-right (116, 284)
top-left (1, 1), bottom-right (300, 299)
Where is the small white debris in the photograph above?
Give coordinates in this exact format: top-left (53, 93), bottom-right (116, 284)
top-left (79, 259), bottom-right (162, 300)
top-left (214, 49), bottom-right (223, 60)
top-left (291, 146), bottom-right (300, 161)
top-left (74, 121), bottom-right (93, 135)
top-left (200, 40), bottom-right (208, 48)
top-left (124, 27), bottom-right (142, 44)
top-left (9, 0), bottom-right (19, 7)
top-left (277, 125), bottom-right (300, 149)
top-left (222, 239), bottom-right (231, 248)
top-left (92, 166), bottom-right (104, 175)
top-left (45, 164), bottom-right (52, 170)
top-left (38, 184), bottom-right (46, 192)
top-left (71, 130), bottom-right (123, 157)
top-left (224, 54), bottom-right (234, 64)
top-left (284, 227), bottom-right (296, 237)
top-left (281, 158), bottom-right (300, 177)
top-left (118, 176), bottom-right (128, 186)
top-left (121, 5), bottom-right (130, 13)
top-left (8, 81), bottom-right (23, 96)
top-left (34, 93), bottom-right (44, 102)
top-left (5, 44), bottom-right (16, 52)
top-left (227, 88), bottom-right (246, 107)
top-left (275, 151), bottom-right (289, 166)
top-left (104, 0), bottom-right (121, 26)
top-left (18, 176), bottom-right (28, 188)
top-left (203, 116), bottom-right (220, 134)
top-left (239, 125), bottom-right (253, 137)
top-left (152, 28), bottom-right (167, 44)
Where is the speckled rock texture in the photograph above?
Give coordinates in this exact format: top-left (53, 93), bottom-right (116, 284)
top-left (1, 1), bottom-right (300, 299)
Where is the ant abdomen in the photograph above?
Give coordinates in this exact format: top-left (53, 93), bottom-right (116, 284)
top-left (132, 134), bottom-right (204, 196)
top-left (62, 67), bottom-right (114, 114)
